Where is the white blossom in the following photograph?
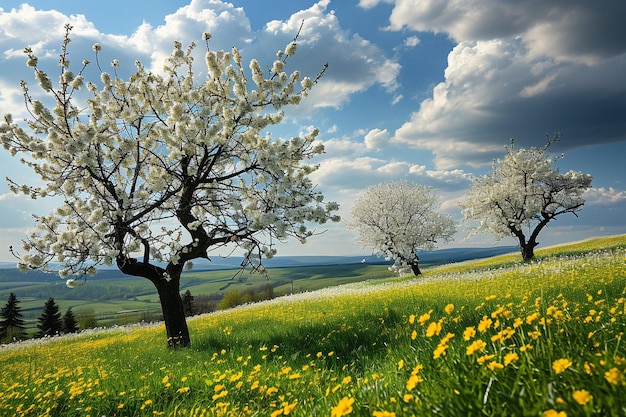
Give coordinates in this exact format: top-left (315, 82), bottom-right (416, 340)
top-left (460, 137), bottom-right (592, 260)
top-left (348, 181), bottom-right (456, 276)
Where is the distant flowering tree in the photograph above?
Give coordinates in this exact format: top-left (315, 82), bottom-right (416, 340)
top-left (0, 24), bottom-right (338, 347)
top-left (460, 136), bottom-right (592, 261)
top-left (348, 181), bottom-right (456, 276)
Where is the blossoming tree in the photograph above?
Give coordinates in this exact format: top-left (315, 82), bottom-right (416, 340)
top-left (460, 136), bottom-right (592, 261)
top-left (0, 25), bottom-right (339, 347)
top-left (348, 181), bottom-right (456, 276)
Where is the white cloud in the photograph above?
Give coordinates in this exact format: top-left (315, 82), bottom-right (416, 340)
top-left (404, 35), bottom-right (420, 47)
top-left (375, 0), bottom-right (626, 169)
top-left (584, 187), bottom-right (626, 205)
top-left (364, 128), bottom-right (390, 150)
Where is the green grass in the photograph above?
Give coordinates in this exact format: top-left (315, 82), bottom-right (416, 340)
top-left (1, 235), bottom-right (625, 416)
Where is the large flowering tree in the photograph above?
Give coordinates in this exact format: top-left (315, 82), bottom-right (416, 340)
top-left (348, 181), bottom-right (456, 276)
top-left (460, 136), bottom-right (592, 261)
top-left (0, 25), bottom-right (339, 347)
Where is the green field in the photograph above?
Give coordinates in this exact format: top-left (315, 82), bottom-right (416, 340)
top-left (1, 234), bottom-right (625, 416)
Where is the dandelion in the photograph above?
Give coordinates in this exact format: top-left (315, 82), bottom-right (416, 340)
top-left (552, 358), bottom-right (573, 374)
top-left (463, 326), bottom-right (476, 341)
top-left (572, 390), bottom-right (592, 405)
top-left (478, 316), bottom-right (492, 332)
top-left (411, 330), bottom-right (417, 340)
top-left (487, 361), bottom-right (504, 371)
top-left (526, 312), bottom-right (540, 324)
top-left (418, 311), bottom-right (432, 325)
top-left (426, 321), bottom-right (442, 337)
top-left (331, 397), bottom-right (354, 417)
top-left (444, 303), bottom-right (455, 314)
top-left (397, 359), bottom-right (405, 370)
top-left (433, 344), bottom-right (448, 359)
top-left (604, 367), bottom-right (624, 385)
top-left (373, 411), bottom-right (396, 417)
top-left (408, 314), bottom-right (416, 324)
top-left (466, 339), bottom-right (486, 355)
top-left (542, 410), bottom-right (566, 417)
top-left (406, 374), bottom-right (423, 391)
top-left (504, 352), bottom-right (519, 366)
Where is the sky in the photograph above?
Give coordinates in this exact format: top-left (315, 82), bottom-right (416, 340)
top-left (0, 0), bottom-right (625, 262)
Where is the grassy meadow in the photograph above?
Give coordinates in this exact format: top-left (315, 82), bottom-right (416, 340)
top-left (1, 235), bottom-right (625, 416)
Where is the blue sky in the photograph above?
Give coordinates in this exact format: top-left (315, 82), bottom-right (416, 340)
top-left (1, 0), bottom-right (625, 262)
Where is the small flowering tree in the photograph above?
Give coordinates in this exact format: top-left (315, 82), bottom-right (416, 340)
top-left (460, 136), bottom-right (592, 261)
top-left (348, 181), bottom-right (456, 276)
top-left (0, 25), bottom-right (339, 347)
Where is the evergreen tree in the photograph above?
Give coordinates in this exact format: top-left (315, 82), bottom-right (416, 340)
top-left (182, 290), bottom-right (195, 317)
top-left (62, 307), bottom-right (79, 334)
top-left (36, 298), bottom-right (62, 338)
top-left (0, 292), bottom-right (27, 342)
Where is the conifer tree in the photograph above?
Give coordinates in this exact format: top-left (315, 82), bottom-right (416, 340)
top-left (62, 307), bottom-right (79, 334)
top-left (0, 292), bottom-right (27, 342)
top-left (36, 298), bottom-right (62, 338)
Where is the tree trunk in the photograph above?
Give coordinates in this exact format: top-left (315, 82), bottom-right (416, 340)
top-left (155, 275), bottom-right (191, 348)
top-left (519, 241), bottom-right (536, 262)
top-left (410, 260), bottom-right (422, 276)
top-left (116, 256), bottom-right (191, 347)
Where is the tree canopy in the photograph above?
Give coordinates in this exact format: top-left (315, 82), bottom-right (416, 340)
top-left (1, 24), bottom-right (338, 346)
top-left (460, 136), bottom-right (592, 261)
top-left (348, 181), bottom-right (456, 276)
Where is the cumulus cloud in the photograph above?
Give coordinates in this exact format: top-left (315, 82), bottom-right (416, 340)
top-left (0, 0), bottom-right (400, 117)
top-left (584, 187), bottom-right (626, 205)
top-left (368, 0), bottom-right (626, 169)
top-left (364, 128), bottom-right (390, 150)
top-left (311, 155), bottom-right (471, 193)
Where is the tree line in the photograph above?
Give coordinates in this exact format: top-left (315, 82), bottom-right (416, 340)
top-left (0, 293), bottom-right (77, 343)
top-left (1, 283), bottom-right (278, 344)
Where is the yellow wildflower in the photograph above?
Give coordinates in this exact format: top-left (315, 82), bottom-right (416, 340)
top-left (397, 359), bottom-right (405, 370)
top-left (411, 330), bottom-right (417, 340)
top-left (373, 411), bottom-right (396, 417)
top-left (604, 367), bottom-right (624, 385)
top-left (552, 358), bottom-right (573, 375)
top-left (463, 326), bottom-right (476, 341)
top-left (466, 339), bottom-right (486, 356)
top-left (504, 352), bottom-right (519, 366)
top-left (572, 390), bottom-right (592, 405)
top-left (478, 316), bottom-right (492, 333)
top-left (283, 400), bottom-right (298, 415)
top-left (409, 314), bottom-right (416, 324)
top-left (426, 321), bottom-right (442, 337)
top-left (444, 303), bottom-right (455, 314)
top-left (418, 310), bottom-right (432, 325)
top-left (526, 312), bottom-right (540, 324)
top-left (331, 396), bottom-right (355, 417)
top-left (433, 343), bottom-right (448, 359)
top-left (487, 361), bottom-right (504, 371)
top-left (542, 410), bottom-right (566, 417)
top-left (406, 374), bottom-right (423, 391)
